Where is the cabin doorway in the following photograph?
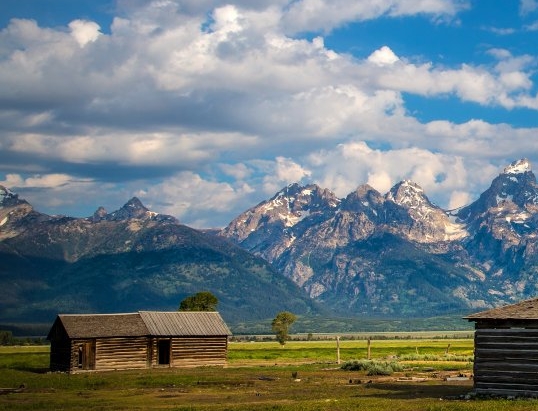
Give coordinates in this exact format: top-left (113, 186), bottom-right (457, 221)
top-left (78, 341), bottom-right (96, 370)
top-left (158, 339), bottom-right (171, 365)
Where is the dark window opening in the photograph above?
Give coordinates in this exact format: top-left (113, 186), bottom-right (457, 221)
top-left (158, 339), bottom-right (171, 365)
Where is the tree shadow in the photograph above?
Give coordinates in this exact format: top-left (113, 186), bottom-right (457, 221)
top-left (12, 365), bottom-right (50, 374)
top-left (358, 382), bottom-right (472, 400)
top-left (34, 367), bottom-right (51, 374)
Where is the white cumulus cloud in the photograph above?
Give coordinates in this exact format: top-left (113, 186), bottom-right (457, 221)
top-left (368, 46), bottom-right (400, 66)
top-left (0, 0), bottom-right (537, 227)
top-left (69, 19), bottom-right (101, 47)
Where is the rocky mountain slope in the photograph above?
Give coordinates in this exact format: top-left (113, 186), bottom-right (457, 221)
top-left (0, 188), bottom-right (318, 327)
top-left (3, 158), bottom-right (537, 329)
top-left (455, 159), bottom-right (538, 298)
top-left (220, 159), bottom-right (538, 316)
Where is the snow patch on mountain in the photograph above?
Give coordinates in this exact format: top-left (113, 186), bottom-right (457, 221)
top-left (504, 158), bottom-right (531, 174)
top-left (443, 221), bottom-right (468, 240)
top-left (0, 185), bottom-right (16, 206)
top-left (386, 180), bottom-right (432, 215)
top-left (505, 211), bottom-right (530, 223)
top-left (280, 210), bottom-right (311, 227)
top-left (496, 194), bottom-right (514, 204)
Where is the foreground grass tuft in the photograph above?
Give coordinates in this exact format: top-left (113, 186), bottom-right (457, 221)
top-left (399, 353), bottom-right (473, 362)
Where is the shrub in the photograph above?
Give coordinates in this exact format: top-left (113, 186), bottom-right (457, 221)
top-left (341, 360), bottom-right (403, 375)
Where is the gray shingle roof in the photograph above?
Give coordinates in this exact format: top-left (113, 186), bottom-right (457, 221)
top-left (56, 313), bottom-right (147, 338)
top-left (140, 311), bottom-right (232, 336)
top-left (465, 297), bottom-right (538, 320)
top-left (50, 311), bottom-right (231, 339)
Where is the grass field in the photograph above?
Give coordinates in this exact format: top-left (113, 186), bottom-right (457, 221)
top-left (0, 338), bottom-right (537, 410)
top-left (228, 338), bottom-right (474, 365)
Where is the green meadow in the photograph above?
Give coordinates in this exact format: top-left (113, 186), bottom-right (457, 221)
top-left (0, 338), bottom-right (536, 410)
top-left (228, 338), bottom-right (474, 364)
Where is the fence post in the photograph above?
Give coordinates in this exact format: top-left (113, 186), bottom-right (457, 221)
top-left (336, 336), bottom-right (341, 364)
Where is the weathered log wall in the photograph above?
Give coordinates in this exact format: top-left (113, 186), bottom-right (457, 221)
top-left (94, 337), bottom-right (149, 371)
top-left (55, 335), bottom-right (227, 373)
top-left (173, 336), bottom-right (228, 367)
top-left (68, 337), bottom-right (148, 373)
top-left (474, 328), bottom-right (538, 396)
top-left (149, 336), bottom-right (228, 368)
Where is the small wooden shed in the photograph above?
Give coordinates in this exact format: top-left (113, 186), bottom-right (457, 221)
top-left (465, 297), bottom-right (538, 397)
top-left (47, 311), bottom-right (231, 373)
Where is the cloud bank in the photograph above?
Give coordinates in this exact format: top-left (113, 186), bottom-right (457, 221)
top-left (0, 0), bottom-right (537, 227)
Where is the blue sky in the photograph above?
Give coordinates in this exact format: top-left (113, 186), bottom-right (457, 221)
top-left (1, 0), bottom-right (538, 227)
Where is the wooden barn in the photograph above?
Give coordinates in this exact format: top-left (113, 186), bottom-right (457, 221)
top-left (47, 311), bottom-right (231, 373)
top-left (465, 297), bottom-right (538, 397)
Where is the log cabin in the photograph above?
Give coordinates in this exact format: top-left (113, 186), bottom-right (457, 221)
top-left (47, 311), bottom-right (231, 373)
top-left (465, 297), bottom-right (538, 397)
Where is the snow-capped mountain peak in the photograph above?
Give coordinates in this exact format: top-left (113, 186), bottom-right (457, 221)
top-left (0, 185), bottom-right (28, 208)
top-left (386, 180), bottom-right (428, 209)
top-left (383, 179), bottom-right (467, 241)
top-left (0, 185), bottom-right (17, 206)
top-left (503, 158), bottom-right (531, 175)
top-left (220, 184), bottom-right (341, 246)
top-left (265, 183), bottom-right (340, 222)
top-left (455, 158), bottom-right (538, 247)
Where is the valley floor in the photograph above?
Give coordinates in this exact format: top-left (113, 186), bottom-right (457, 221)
top-left (0, 342), bottom-right (536, 410)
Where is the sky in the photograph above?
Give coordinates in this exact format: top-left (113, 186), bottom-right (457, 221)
top-left (1, 0), bottom-right (538, 228)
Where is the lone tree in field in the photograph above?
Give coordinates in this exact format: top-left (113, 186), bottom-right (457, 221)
top-left (272, 311), bottom-right (297, 346)
top-left (179, 291), bottom-right (218, 311)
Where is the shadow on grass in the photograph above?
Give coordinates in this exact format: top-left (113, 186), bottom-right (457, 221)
top-left (3, 362), bottom-right (50, 374)
top-left (12, 366), bottom-right (50, 374)
top-left (0, 351), bottom-right (50, 374)
top-left (359, 383), bottom-right (471, 400)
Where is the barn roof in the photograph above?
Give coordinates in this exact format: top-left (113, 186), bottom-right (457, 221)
top-left (140, 311), bottom-right (232, 336)
top-left (48, 311), bottom-right (231, 339)
top-left (465, 297), bottom-right (538, 321)
top-left (52, 313), bottom-right (147, 339)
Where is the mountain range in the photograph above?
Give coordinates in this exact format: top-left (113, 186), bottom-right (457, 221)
top-left (2, 158), bottom-right (538, 332)
top-left (220, 159), bottom-right (538, 317)
top-left (0, 189), bottom-right (317, 330)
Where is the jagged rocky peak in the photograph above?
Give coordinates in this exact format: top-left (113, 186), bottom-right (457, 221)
top-left (386, 180), bottom-right (431, 208)
top-left (271, 183), bottom-right (340, 210)
top-left (494, 159), bottom-right (537, 197)
top-left (496, 158), bottom-right (538, 204)
top-left (341, 184), bottom-right (384, 212)
top-left (258, 183), bottom-right (340, 220)
top-left (0, 185), bottom-right (39, 240)
top-left (107, 197), bottom-right (152, 221)
top-left (270, 183), bottom-right (309, 209)
top-left (220, 183), bottom-right (341, 243)
top-left (0, 185), bottom-right (26, 208)
top-left (90, 206), bottom-right (108, 222)
top-left (456, 159), bottom-right (538, 223)
top-left (354, 184), bottom-right (383, 199)
top-left (383, 180), bottom-right (466, 241)
top-left (503, 158), bottom-right (532, 175)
